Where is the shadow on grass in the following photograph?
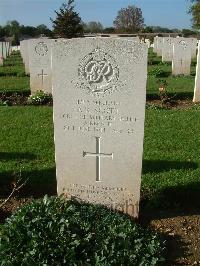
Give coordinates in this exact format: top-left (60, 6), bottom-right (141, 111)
top-left (141, 181), bottom-right (200, 212)
top-left (140, 181), bottom-right (200, 265)
top-left (147, 91), bottom-right (194, 100)
top-left (0, 152), bottom-right (36, 161)
top-left (0, 167), bottom-right (57, 198)
top-left (0, 91), bottom-right (30, 97)
top-left (142, 159), bottom-right (198, 174)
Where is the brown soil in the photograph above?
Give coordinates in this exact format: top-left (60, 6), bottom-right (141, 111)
top-left (140, 208), bottom-right (200, 266)
top-left (147, 99), bottom-right (199, 110)
top-left (0, 198), bottom-right (200, 265)
top-left (0, 94), bottom-right (199, 109)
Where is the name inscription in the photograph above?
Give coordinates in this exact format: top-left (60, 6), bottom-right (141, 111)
top-left (61, 99), bottom-right (137, 135)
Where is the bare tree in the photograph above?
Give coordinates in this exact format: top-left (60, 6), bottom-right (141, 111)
top-left (113, 5), bottom-right (144, 33)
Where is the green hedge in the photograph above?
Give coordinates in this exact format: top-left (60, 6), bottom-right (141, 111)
top-left (0, 196), bottom-right (165, 265)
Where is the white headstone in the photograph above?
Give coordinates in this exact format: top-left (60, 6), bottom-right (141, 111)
top-left (190, 38), bottom-right (198, 59)
top-left (145, 39), bottom-right (151, 48)
top-left (153, 37), bottom-right (158, 53)
top-left (0, 42), bottom-right (3, 66)
top-left (28, 39), bottom-right (52, 94)
top-left (193, 41), bottom-right (200, 102)
top-left (162, 37), bottom-right (174, 62)
top-left (5, 42), bottom-right (11, 57)
top-left (2, 42), bottom-right (7, 59)
top-left (156, 37), bottom-right (163, 56)
top-left (20, 40), bottom-right (30, 74)
top-left (52, 38), bottom-right (148, 218)
top-left (172, 39), bottom-right (191, 76)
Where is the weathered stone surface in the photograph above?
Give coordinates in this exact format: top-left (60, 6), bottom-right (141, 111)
top-left (52, 38), bottom-right (148, 218)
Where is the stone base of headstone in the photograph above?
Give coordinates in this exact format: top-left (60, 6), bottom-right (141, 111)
top-left (172, 60), bottom-right (191, 76)
top-left (193, 90), bottom-right (200, 102)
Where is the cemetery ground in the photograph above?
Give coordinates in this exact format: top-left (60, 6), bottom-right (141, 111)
top-left (0, 50), bottom-right (199, 265)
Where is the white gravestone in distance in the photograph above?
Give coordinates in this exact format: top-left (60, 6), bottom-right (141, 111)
top-left (162, 37), bottom-right (173, 62)
top-left (52, 38), bottom-right (148, 218)
top-left (193, 41), bottom-right (200, 102)
top-left (2, 42), bottom-right (7, 59)
top-left (172, 39), bottom-right (191, 76)
top-left (28, 39), bottom-right (52, 94)
top-left (190, 38), bottom-right (198, 59)
top-left (20, 40), bottom-right (30, 75)
top-left (145, 39), bottom-right (151, 48)
top-left (0, 42), bottom-right (3, 66)
top-left (156, 37), bottom-right (163, 56)
top-left (153, 37), bottom-right (158, 53)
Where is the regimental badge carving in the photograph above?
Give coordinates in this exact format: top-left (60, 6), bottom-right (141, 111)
top-left (179, 40), bottom-right (187, 50)
top-left (78, 48), bottom-right (119, 95)
top-left (35, 42), bottom-right (48, 56)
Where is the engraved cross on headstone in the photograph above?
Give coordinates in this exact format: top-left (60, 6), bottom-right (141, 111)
top-left (37, 69), bottom-right (47, 84)
top-left (83, 137), bottom-right (113, 182)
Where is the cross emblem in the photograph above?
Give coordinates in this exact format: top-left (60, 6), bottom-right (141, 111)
top-left (37, 69), bottom-right (47, 84)
top-left (83, 137), bottom-right (113, 182)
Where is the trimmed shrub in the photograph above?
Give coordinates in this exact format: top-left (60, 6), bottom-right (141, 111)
top-left (0, 196), bottom-right (165, 265)
top-left (149, 67), bottom-right (168, 78)
top-left (27, 90), bottom-right (52, 105)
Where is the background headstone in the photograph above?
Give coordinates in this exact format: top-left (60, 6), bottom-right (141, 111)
top-left (145, 39), bottom-right (151, 48)
top-left (172, 38), bottom-right (191, 76)
top-left (0, 42), bottom-right (3, 66)
top-left (190, 38), bottom-right (198, 59)
top-left (20, 40), bottom-right (30, 74)
top-left (52, 38), bottom-right (148, 218)
top-left (193, 41), bottom-right (200, 102)
top-left (2, 42), bottom-right (7, 59)
top-left (28, 38), bottom-right (52, 94)
top-left (162, 37), bottom-right (173, 62)
top-left (156, 37), bottom-right (163, 56)
top-left (153, 36), bottom-right (158, 53)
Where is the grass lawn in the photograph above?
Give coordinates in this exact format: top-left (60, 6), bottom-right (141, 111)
top-left (0, 76), bottom-right (30, 94)
top-left (147, 48), bottom-right (196, 99)
top-left (0, 106), bottom-right (55, 196)
top-left (0, 52), bottom-right (30, 95)
top-left (143, 107), bottom-right (200, 208)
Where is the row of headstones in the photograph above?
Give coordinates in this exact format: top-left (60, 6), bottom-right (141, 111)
top-left (20, 37), bottom-right (148, 218)
top-left (20, 37), bottom-right (143, 95)
top-left (20, 37), bottom-right (200, 103)
top-left (153, 36), bottom-right (196, 74)
top-left (153, 36), bottom-right (200, 102)
top-left (0, 42), bottom-right (12, 66)
top-left (19, 37), bottom-right (155, 96)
